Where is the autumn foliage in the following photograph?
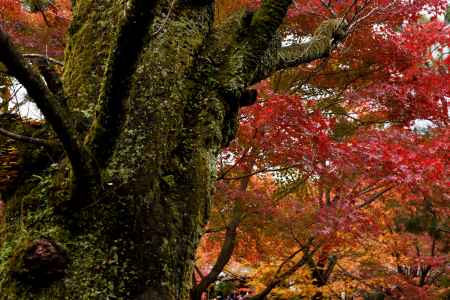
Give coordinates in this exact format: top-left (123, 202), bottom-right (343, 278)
top-left (198, 1), bottom-right (449, 299)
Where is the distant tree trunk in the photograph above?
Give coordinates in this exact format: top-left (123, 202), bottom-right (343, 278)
top-left (0, 1), bottom-right (346, 299)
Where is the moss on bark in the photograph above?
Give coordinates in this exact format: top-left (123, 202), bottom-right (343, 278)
top-left (1, 1), bottom-right (226, 299)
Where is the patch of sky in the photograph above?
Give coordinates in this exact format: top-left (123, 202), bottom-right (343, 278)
top-left (4, 79), bottom-right (43, 119)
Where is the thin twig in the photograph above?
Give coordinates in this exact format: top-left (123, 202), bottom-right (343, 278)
top-left (357, 185), bottom-right (395, 209)
top-left (319, 0), bottom-right (337, 17)
top-left (151, 0), bottom-right (176, 37)
top-left (347, 2), bottom-right (396, 35)
top-left (336, 262), bottom-right (390, 297)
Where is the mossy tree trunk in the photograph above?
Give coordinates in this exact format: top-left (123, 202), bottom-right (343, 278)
top-left (0, 1), bottom-right (347, 299)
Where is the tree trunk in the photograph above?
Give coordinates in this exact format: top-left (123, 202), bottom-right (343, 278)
top-left (1, 2), bottom-right (226, 299)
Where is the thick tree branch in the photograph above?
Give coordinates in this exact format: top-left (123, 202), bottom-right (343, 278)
top-left (0, 26), bottom-right (93, 195)
top-left (252, 18), bottom-right (349, 84)
top-left (199, 4), bottom-right (292, 144)
top-left (280, 19), bottom-right (347, 67)
top-left (85, 0), bottom-right (158, 168)
top-left (247, 0), bottom-right (293, 52)
top-left (215, 0), bottom-right (293, 96)
top-left (240, 0), bottom-right (293, 85)
top-left (194, 265), bottom-right (205, 280)
top-left (323, 255), bottom-right (337, 283)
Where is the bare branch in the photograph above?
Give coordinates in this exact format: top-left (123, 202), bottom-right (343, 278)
top-left (23, 53), bottom-right (64, 66)
top-left (217, 146), bottom-right (254, 181)
top-left (0, 127), bottom-right (59, 148)
top-left (193, 156), bottom-right (257, 299)
top-left (192, 206), bottom-right (243, 300)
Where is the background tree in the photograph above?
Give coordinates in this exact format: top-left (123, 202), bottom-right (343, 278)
top-left (194, 0), bottom-right (449, 299)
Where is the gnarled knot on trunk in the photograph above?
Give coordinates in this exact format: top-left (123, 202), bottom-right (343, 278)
top-left (13, 239), bottom-right (68, 288)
